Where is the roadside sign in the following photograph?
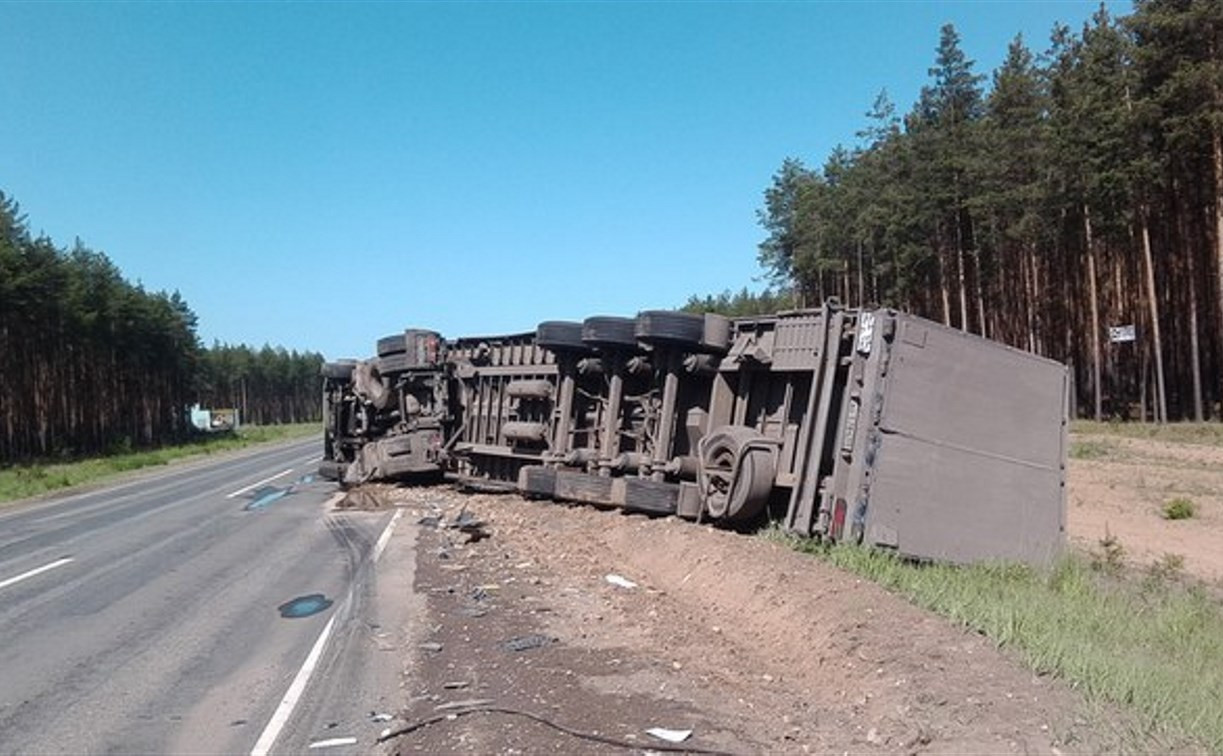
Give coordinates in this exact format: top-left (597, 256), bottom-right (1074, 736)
top-left (1108, 324), bottom-right (1135, 343)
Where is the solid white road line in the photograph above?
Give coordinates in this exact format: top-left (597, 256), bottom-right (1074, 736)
top-left (249, 613), bottom-right (338, 756)
top-left (373, 509), bottom-right (403, 563)
top-left (225, 469), bottom-right (294, 499)
top-left (0, 557), bottom-right (74, 591)
top-left (249, 509), bottom-right (401, 756)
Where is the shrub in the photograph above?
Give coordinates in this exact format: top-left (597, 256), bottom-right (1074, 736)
top-left (1162, 498), bottom-right (1196, 520)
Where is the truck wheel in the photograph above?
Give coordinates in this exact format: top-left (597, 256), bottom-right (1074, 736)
top-left (635, 310), bottom-right (704, 348)
top-left (320, 360), bottom-right (357, 380)
top-left (698, 426), bottom-right (776, 522)
top-left (581, 316), bottom-right (638, 349)
top-left (377, 333), bottom-right (406, 357)
top-left (536, 321), bottom-right (587, 352)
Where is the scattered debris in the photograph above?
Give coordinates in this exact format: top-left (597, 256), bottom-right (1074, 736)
top-left (448, 507), bottom-right (490, 542)
top-left (605, 573), bottom-right (638, 589)
top-left (418, 515), bottom-right (442, 528)
top-left (443, 681), bottom-right (471, 690)
top-left (418, 641), bottom-right (444, 653)
top-left (502, 633), bottom-right (557, 652)
top-left (369, 712), bottom-right (393, 723)
top-left (307, 736), bottom-right (358, 749)
top-left (645, 727), bottom-right (693, 744)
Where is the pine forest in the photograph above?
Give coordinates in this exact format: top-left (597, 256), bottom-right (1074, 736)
top-left (0, 192), bottom-right (323, 463)
top-left (733, 1), bottom-right (1223, 422)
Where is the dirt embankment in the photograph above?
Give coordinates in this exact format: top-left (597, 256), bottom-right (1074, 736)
top-left (361, 431), bottom-right (1222, 754)
top-left (376, 487), bottom-right (1142, 755)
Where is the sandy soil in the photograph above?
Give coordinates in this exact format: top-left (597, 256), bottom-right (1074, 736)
top-left (371, 487), bottom-right (1154, 755)
top-left (1066, 433), bottom-right (1223, 582)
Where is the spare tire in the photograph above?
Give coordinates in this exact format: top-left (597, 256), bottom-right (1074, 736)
top-left (536, 321), bottom-right (587, 352)
top-left (635, 310), bottom-right (704, 347)
top-left (581, 316), bottom-right (638, 349)
top-left (321, 360), bottom-right (357, 381)
top-left (377, 333), bottom-right (406, 357)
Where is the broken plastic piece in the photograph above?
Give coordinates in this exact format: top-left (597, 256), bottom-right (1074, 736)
top-left (435, 698), bottom-right (494, 711)
top-left (605, 574), bottom-right (638, 589)
top-left (307, 736), bottom-right (358, 749)
top-left (645, 727), bottom-right (692, 743)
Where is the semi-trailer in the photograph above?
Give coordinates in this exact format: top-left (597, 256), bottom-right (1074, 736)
top-left (320, 301), bottom-right (1067, 566)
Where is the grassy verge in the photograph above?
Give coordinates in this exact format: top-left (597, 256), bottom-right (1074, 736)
top-left (1072, 419), bottom-right (1223, 447)
top-left (0, 423), bottom-right (320, 504)
top-left (765, 529), bottom-right (1223, 750)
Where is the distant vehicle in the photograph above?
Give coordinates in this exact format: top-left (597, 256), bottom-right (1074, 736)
top-left (320, 302), bottom-right (1067, 566)
top-left (190, 405), bottom-right (240, 433)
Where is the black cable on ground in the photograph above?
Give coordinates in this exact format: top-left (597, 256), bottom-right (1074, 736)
top-left (375, 704), bottom-right (738, 755)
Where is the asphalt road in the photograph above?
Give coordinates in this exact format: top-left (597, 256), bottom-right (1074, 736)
top-left (0, 438), bottom-right (417, 755)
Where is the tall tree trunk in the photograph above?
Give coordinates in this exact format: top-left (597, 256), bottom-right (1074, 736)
top-left (1028, 244), bottom-right (1042, 354)
top-left (856, 240), bottom-right (865, 307)
top-left (955, 221), bottom-right (969, 332)
top-left (975, 249), bottom-right (987, 339)
top-left (1085, 205), bottom-right (1103, 421)
top-left (1178, 179), bottom-right (1205, 421)
top-left (938, 248), bottom-right (952, 327)
top-left (1213, 127), bottom-right (1223, 416)
top-left (1139, 206), bottom-right (1167, 423)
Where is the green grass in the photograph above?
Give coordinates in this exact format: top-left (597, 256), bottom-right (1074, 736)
top-left (765, 528), bottom-right (1223, 751)
top-left (0, 423), bottom-right (320, 504)
top-left (1069, 438), bottom-right (1119, 460)
top-left (1072, 420), bottom-right (1223, 447)
top-left (1162, 497), bottom-right (1196, 520)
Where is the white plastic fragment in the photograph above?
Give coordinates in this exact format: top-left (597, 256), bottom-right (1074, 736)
top-left (370, 712), bottom-right (393, 722)
top-left (605, 574), bottom-right (638, 589)
top-left (645, 727), bottom-right (692, 743)
top-left (308, 736), bottom-right (358, 749)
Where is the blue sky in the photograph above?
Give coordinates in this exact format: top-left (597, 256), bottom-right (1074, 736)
top-left (2, 1), bottom-right (1121, 360)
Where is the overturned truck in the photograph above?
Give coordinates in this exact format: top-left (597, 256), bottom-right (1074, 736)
top-left (320, 302), bottom-right (1068, 565)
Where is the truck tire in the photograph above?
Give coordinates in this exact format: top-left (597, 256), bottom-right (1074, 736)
top-left (698, 426), bottom-right (776, 522)
top-left (581, 316), bottom-right (638, 349)
top-left (635, 310), bottom-right (704, 347)
top-left (321, 360), bottom-right (357, 380)
top-left (377, 333), bottom-right (406, 357)
top-left (536, 321), bottom-right (587, 352)
top-left (701, 314), bottom-right (732, 353)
